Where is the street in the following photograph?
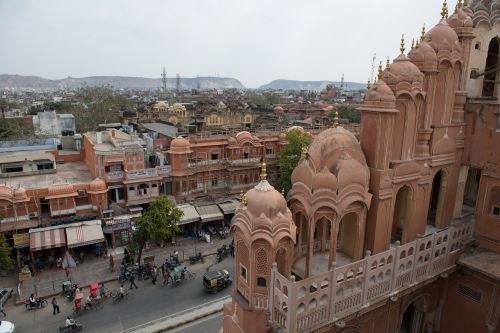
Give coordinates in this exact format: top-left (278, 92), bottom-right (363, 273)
top-left (3, 256), bottom-right (234, 333)
top-left (167, 313), bottom-right (223, 333)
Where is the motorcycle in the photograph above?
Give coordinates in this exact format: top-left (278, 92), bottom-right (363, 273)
top-left (25, 297), bottom-right (48, 310)
top-left (59, 319), bottom-right (83, 333)
top-left (189, 252), bottom-right (204, 264)
top-left (118, 267), bottom-right (133, 283)
top-left (216, 245), bottom-right (228, 263)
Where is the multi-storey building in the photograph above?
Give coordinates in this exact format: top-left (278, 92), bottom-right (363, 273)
top-left (222, 2), bottom-right (499, 333)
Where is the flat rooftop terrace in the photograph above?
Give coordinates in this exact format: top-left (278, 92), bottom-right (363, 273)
top-left (0, 161), bottom-right (92, 189)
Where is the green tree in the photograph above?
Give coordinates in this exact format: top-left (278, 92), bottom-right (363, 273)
top-left (0, 118), bottom-right (34, 140)
top-left (133, 196), bottom-right (183, 264)
top-left (276, 129), bottom-right (312, 195)
top-left (70, 86), bottom-right (132, 133)
top-left (0, 232), bottom-right (14, 272)
top-left (328, 105), bottom-right (361, 123)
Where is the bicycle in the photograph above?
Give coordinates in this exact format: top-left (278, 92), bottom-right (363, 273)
top-left (186, 271), bottom-right (196, 280)
top-left (112, 291), bottom-right (131, 304)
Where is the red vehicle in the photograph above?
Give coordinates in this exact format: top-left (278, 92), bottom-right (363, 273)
top-left (89, 283), bottom-right (99, 299)
top-left (73, 293), bottom-right (84, 314)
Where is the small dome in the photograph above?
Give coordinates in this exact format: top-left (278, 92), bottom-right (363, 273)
top-left (287, 126), bottom-right (304, 133)
top-left (155, 101), bottom-right (168, 108)
top-left (335, 154), bottom-right (369, 189)
top-left (312, 168), bottom-right (338, 191)
top-left (245, 179), bottom-right (288, 219)
top-left (228, 137), bottom-right (237, 145)
top-left (170, 136), bottom-right (190, 149)
top-left (427, 21), bottom-right (459, 52)
top-left (291, 162), bottom-right (314, 187)
top-left (447, 7), bottom-right (474, 28)
top-left (89, 178), bottom-right (107, 192)
top-left (364, 80), bottom-right (396, 104)
top-left (0, 186), bottom-right (13, 200)
top-left (409, 41), bottom-right (438, 71)
top-left (235, 131), bottom-right (252, 142)
top-left (48, 184), bottom-right (74, 196)
top-left (14, 187), bottom-right (27, 199)
top-left (273, 106), bottom-right (284, 113)
top-left (383, 54), bottom-right (423, 87)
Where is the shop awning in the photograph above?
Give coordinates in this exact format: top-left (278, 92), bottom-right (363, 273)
top-left (177, 204), bottom-right (201, 225)
top-left (217, 200), bottom-right (240, 215)
top-left (29, 227), bottom-right (66, 251)
top-left (65, 220), bottom-right (105, 248)
top-left (13, 233), bottom-right (30, 249)
top-left (195, 204), bottom-right (224, 223)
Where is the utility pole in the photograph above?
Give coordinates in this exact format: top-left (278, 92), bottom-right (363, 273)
top-left (340, 73), bottom-right (345, 89)
top-left (176, 73), bottom-right (181, 93)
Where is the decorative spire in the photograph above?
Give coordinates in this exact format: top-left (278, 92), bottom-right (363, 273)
top-left (411, 38), bottom-right (415, 49)
top-left (240, 190), bottom-right (244, 201)
top-left (400, 34), bottom-right (405, 54)
top-left (301, 146), bottom-right (308, 159)
top-left (260, 161), bottom-right (267, 181)
top-left (281, 188), bottom-right (285, 196)
top-left (386, 56), bottom-right (390, 69)
top-left (456, 0), bottom-right (463, 10)
top-left (416, 38), bottom-right (420, 48)
top-left (242, 193), bottom-right (247, 206)
top-left (441, 0), bottom-right (448, 19)
top-left (377, 61), bottom-right (383, 80)
top-left (420, 24), bottom-right (426, 42)
top-left (428, 33), bottom-right (432, 42)
top-left (334, 110), bottom-right (339, 128)
top-left (367, 78), bottom-right (371, 90)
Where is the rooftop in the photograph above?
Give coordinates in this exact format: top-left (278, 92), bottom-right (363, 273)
top-left (458, 247), bottom-right (500, 281)
top-left (0, 161), bottom-right (92, 189)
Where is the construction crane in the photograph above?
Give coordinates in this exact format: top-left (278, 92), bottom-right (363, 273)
top-left (370, 53), bottom-right (377, 83)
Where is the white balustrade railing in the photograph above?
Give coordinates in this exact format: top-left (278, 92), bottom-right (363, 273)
top-left (269, 219), bottom-right (474, 333)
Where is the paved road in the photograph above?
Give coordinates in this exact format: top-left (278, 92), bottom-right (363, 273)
top-left (167, 313), bottom-right (223, 333)
top-left (4, 256), bottom-right (234, 333)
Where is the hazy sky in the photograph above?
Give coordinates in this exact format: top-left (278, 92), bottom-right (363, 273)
top-left (0, 0), bottom-right (452, 87)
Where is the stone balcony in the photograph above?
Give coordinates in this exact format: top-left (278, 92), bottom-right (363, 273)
top-left (268, 219), bottom-right (475, 333)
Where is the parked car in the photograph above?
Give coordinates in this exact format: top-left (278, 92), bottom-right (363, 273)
top-left (0, 320), bottom-right (15, 333)
top-left (0, 288), bottom-right (13, 307)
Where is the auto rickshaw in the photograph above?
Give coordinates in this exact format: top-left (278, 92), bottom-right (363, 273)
top-left (203, 269), bottom-right (232, 293)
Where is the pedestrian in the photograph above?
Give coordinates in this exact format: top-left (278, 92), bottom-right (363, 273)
top-left (0, 303), bottom-right (6, 317)
top-left (51, 297), bottom-right (60, 315)
top-left (162, 269), bottom-right (169, 286)
top-left (129, 272), bottom-right (138, 289)
top-left (65, 267), bottom-right (70, 278)
top-left (152, 265), bottom-right (158, 285)
top-left (109, 254), bottom-right (115, 272)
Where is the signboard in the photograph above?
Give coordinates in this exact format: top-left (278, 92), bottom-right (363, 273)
top-left (126, 168), bottom-right (158, 179)
top-left (103, 220), bottom-right (131, 233)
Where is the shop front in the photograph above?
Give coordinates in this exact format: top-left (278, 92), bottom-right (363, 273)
top-left (102, 217), bottom-right (132, 248)
top-left (177, 203), bottom-right (201, 236)
top-left (29, 225), bottom-right (67, 272)
top-left (65, 220), bottom-right (106, 263)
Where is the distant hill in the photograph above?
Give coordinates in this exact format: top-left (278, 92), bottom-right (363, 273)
top-left (0, 74), bottom-right (245, 90)
top-left (259, 79), bottom-right (365, 91)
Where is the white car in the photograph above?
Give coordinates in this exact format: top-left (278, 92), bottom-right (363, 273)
top-left (0, 320), bottom-right (15, 333)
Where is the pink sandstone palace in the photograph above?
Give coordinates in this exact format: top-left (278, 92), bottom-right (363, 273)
top-left (222, 1), bottom-right (500, 333)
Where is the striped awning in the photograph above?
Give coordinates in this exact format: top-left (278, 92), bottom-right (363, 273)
top-left (65, 221), bottom-right (105, 248)
top-left (29, 228), bottom-right (66, 251)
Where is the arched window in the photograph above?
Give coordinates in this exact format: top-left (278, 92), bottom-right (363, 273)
top-left (482, 38), bottom-right (499, 97)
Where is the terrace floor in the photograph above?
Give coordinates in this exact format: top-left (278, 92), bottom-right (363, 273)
top-left (292, 251), bottom-right (353, 280)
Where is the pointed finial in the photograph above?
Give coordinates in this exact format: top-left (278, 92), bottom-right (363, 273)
top-left (242, 193), bottom-right (247, 206)
top-left (373, 76), bottom-right (378, 90)
top-left (239, 190), bottom-right (244, 201)
top-left (411, 38), bottom-right (415, 49)
top-left (400, 34), bottom-right (405, 54)
top-left (416, 38), bottom-right (420, 48)
top-left (367, 78), bottom-right (371, 90)
top-left (281, 188), bottom-right (285, 196)
top-left (386, 56), bottom-right (390, 69)
top-left (420, 24), bottom-right (426, 42)
top-left (428, 33), bottom-right (432, 42)
top-left (377, 61), bottom-right (383, 80)
top-left (457, 0), bottom-right (463, 9)
top-left (441, 0), bottom-right (448, 19)
top-left (301, 146), bottom-right (308, 159)
top-left (260, 161), bottom-right (267, 181)
top-left (334, 110), bottom-right (339, 128)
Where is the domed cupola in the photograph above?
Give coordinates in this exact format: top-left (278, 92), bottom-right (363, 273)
top-left (363, 79), bottom-right (397, 109)
top-left (382, 35), bottom-right (424, 91)
top-left (169, 136), bottom-right (192, 153)
top-left (312, 167), bottom-right (338, 192)
top-left (447, 3), bottom-right (474, 29)
top-left (334, 153), bottom-right (369, 189)
top-left (409, 27), bottom-right (439, 72)
top-left (88, 178), bottom-right (107, 194)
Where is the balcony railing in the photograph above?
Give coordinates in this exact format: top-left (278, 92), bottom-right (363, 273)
top-left (269, 219), bottom-right (475, 333)
top-left (106, 171), bottom-right (124, 180)
top-left (226, 157), bottom-right (261, 165)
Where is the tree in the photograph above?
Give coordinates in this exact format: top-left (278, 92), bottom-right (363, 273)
top-left (276, 128), bottom-right (312, 195)
top-left (0, 232), bottom-right (14, 272)
top-left (133, 196), bottom-right (183, 264)
top-left (328, 105), bottom-right (361, 124)
top-left (70, 86), bottom-right (132, 133)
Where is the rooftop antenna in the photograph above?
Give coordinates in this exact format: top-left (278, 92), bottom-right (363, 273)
top-left (340, 73), bottom-right (345, 89)
top-left (197, 75), bottom-right (200, 90)
top-left (370, 53), bottom-right (377, 83)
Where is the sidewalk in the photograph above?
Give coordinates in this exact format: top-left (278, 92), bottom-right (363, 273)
top-left (15, 235), bottom-right (232, 303)
top-left (123, 295), bottom-right (230, 333)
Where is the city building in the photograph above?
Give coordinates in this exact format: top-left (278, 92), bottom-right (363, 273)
top-left (222, 2), bottom-right (499, 333)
